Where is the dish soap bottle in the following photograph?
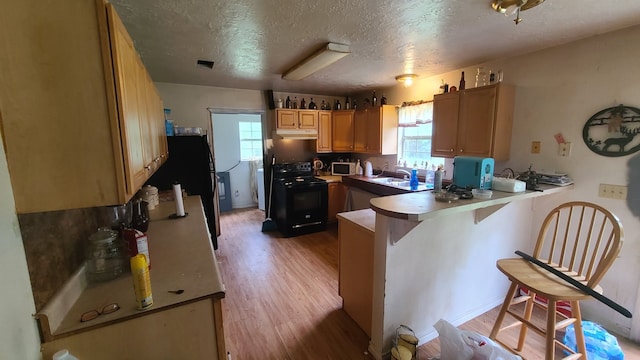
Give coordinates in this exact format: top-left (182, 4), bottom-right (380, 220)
top-left (410, 169), bottom-right (419, 191)
top-left (356, 160), bottom-right (363, 176)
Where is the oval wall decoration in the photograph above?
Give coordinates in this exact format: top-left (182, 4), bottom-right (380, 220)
top-left (583, 104), bottom-right (640, 157)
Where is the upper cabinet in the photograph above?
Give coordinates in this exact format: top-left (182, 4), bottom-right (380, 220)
top-left (316, 110), bottom-right (332, 153)
top-left (0, 0), bottom-right (167, 213)
top-left (432, 83), bottom-right (515, 160)
top-left (354, 105), bottom-right (398, 155)
top-left (332, 110), bottom-right (356, 152)
top-left (276, 109), bottom-right (318, 130)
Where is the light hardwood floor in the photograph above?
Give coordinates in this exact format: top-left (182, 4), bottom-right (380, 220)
top-left (216, 208), bottom-right (639, 359)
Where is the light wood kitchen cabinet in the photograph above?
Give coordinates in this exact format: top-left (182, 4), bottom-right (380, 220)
top-left (316, 110), bottom-right (333, 152)
top-left (338, 209), bottom-right (375, 337)
top-left (327, 182), bottom-right (348, 223)
top-left (354, 105), bottom-right (398, 155)
top-left (332, 110), bottom-right (356, 152)
top-left (0, 0), bottom-right (166, 213)
top-left (275, 109), bottom-right (318, 129)
top-left (432, 83), bottom-right (515, 160)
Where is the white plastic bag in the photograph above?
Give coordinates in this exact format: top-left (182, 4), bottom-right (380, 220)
top-left (434, 319), bottom-right (521, 360)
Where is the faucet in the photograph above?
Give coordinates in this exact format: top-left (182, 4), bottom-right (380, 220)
top-left (397, 169), bottom-right (411, 179)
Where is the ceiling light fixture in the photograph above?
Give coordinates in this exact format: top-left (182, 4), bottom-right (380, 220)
top-left (282, 43), bottom-right (350, 81)
top-left (395, 74), bottom-right (418, 87)
top-left (491, 0), bottom-right (545, 25)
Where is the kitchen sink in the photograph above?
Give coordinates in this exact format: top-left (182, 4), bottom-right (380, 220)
top-left (368, 177), bottom-right (432, 191)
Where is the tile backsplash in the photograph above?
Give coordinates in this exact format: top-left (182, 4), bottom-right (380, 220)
top-left (18, 207), bottom-right (101, 311)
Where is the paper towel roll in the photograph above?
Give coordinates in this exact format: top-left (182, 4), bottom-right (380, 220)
top-left (173, 183), bottom-right (185, 216)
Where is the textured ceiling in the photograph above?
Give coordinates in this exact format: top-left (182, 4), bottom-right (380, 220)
top-left (110, 0), bottom-right (640, 95)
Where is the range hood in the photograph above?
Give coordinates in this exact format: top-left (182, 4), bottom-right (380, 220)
top-left (274, 128), bottom-right (318, 140)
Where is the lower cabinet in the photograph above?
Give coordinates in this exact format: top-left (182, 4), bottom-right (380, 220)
top-left (338, 210), bottom-right (375, 337)
top-left (328, 182), bottom-right (347, 223)
top-left (41, 298), bottom-right (225, 360)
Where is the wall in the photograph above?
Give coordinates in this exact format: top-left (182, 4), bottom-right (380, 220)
top-left (380, 25), bottom-right (640, 338)
top-left (156, 83), bottom-right (267, 130)
top-left (0, 131), bottom-right (41, 359)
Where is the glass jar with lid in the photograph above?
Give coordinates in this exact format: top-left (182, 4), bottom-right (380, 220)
top-left (475, 67), bottom-right (487, 87)
top-left (86, 228), bottom-right (125, 282)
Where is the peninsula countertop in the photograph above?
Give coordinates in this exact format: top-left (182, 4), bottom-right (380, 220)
top-left (370, 184), bottom-right (573, 221)
top-left (37, 196), bottom-right (225, 341)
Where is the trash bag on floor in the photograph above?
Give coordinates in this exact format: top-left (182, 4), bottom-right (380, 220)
top-left (563, 321), bottom-right (624, 360)
top-left (434, 319), bottom-right (521, 360)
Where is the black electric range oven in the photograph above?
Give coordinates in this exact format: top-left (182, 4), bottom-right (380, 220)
top-left (272, 162), bottom-right (328, 237)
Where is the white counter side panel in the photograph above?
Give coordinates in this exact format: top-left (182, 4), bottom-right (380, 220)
top-left (372, 199), bottom-right (535, 355)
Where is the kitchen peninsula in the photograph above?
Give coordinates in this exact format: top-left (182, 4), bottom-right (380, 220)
top-left (350, 185), bottom-right (572, 359)
top-left (36, 197), bottom-right (226, 359)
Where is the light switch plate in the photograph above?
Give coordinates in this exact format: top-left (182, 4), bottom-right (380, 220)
top-left (531, 141), bottom-right (541, 154)
top-left (558, 142), bottom-right (572, 157)
top-left (598, 184), bottom-right (628, 200)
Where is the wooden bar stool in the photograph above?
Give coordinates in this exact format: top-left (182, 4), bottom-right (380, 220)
top-left (489, 201), bottom-right (624, 359)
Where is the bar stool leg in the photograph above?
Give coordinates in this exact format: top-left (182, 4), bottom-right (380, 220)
top-left (546, 300), bottom-right (557, 360)
top-left (517, 291), bottom-right (535, 351)
top-left (571, 301), bottom-right (587, 358)
top-left (490, 282), bottom-right (519, 340)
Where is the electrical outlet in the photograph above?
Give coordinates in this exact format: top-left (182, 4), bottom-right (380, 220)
top-left (558, 142), bottom-right (572, 157)
top-left (598, 184), bottom-right (628, 200)
top-left (531, 141), bottom-right (541, 154)
top-left (235, 190), bottom-right (239, 197)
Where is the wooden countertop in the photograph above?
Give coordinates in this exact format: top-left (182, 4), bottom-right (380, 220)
top-left (337, 209), bottom-right (375, 234)
top-left (370, 184), bottom-right (573, 222)
top-left (316, 175), bottom-right (343, 183)
top-left (37, 196), bottom-right (225, 342)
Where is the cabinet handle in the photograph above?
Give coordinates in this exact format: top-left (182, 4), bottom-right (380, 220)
top-left (459, 149), bottom-right (463, 153)
top-left (450, 148), bottom-right (454, 152)
top-left (145, 165), bottom-right (152, 170)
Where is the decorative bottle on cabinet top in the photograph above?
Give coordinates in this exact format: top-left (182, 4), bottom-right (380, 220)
top-left (459, 72), bottom-right (466, 90)
top-left (475, 67), bottom-right (487, 87)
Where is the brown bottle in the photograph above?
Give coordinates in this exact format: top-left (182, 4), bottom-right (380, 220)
top-left (459, 71), bottom-right (466, 90)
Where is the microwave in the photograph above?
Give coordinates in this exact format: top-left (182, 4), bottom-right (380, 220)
top-left (331, 162), bottom-right (357, 176)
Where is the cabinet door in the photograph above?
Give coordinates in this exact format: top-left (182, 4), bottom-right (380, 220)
top-left (316, 111), bottom-right (332, 152)
top-left (338, 218), bottom-right (374, 337)
top-left (366, 108), bottom-right (382, 154)
top-left (332, 110), bottom-right (355, 152)
top-left (353, 109), bottom-right (369, 152)
top-left (276, 109), bottom-right (297, 129)
top-left (137, 59), bottom-right (154, 175)
top-left (458, 86), bottom-right (497, 157)
top-left (432, 92), bottom-right (460, 158)
top-left (328, 182), bottom-right (347, 223)
top-left (141, 67), bottom-right (167, 174)
top-left (298, 110), bottom-right (318, 129)
top-left (109, 5), bottom-right (147, 197)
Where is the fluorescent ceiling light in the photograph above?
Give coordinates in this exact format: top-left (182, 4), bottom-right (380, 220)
top-left (282, 43), bottom-right (350, 81)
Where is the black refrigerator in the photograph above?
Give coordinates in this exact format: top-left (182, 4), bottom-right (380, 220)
top-left (146, 135), bottom-right (220, 249)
